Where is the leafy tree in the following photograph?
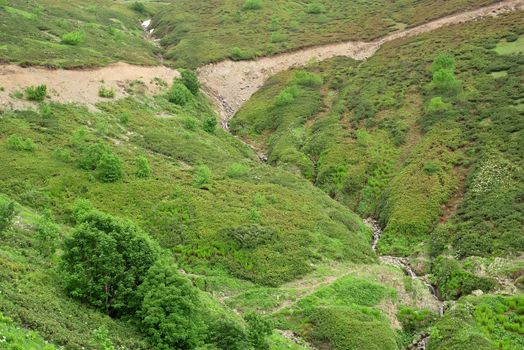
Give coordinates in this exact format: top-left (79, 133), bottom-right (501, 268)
top-left (203, 116), bottom-right (217, 133)
top-left (61, 210), bottom-right (160, 316)
top-left (135, 156), bottom-right (151, 178)
top-left (245, 312), bottom-right (273, 350)
top-left (138, 259), bottom-right (205, 350)
top-left (79, 143), bottom-right (112, 170)
top-left (193, 165), bottom-right (212, 189)
top-left (96, 152), bottom-right (123, 182)
top-left (0, 200), bottom-right (16, 233)
top-left (180, 70), bottom-right (200, 95)
top-left (167, 80), bottom-right (192, 106)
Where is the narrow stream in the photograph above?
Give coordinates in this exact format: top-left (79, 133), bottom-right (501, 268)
top-left (364, 218), bottom-right (447, 350)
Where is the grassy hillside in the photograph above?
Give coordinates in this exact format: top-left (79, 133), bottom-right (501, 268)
top-left (0, 0), bottom-right (161, 67)
top-left (232, 10), bottom-right (524, 260)
top-left (0, 68), bottom-right (379, 348)
top-left (151, 0), bottom-right (499, 68)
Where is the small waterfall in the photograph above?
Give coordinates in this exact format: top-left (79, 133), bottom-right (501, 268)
top-left (364, 218), bottom-right (447, 350)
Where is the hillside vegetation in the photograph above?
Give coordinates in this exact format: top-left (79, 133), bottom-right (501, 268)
top-left (151, 0), bottom-right (499, 68)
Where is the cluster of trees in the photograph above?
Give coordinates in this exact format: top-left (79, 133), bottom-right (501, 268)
top-left (60, 201), bottom-right (273, 349)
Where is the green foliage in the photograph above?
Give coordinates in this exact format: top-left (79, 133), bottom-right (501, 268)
top-left (293, 71), bottom-right (323, 87)
top-left (203, 116), bottom-right (217, 133)
top-left (35, 212), bottom-right (59, 256)
top-left (193, 165), bottom-right (212, 189)
top-left (98, 86), bottom-right (115, 98)
top-left (96, 152), bottom-right (123, 182)
top-left (25, 85), bottom-right (47, 101)
top-left (91, 326), bottom-right (115, 350)
top-left (309, 306), bottom-right (397, 350)
top-left (398, 306), bottom-right (438, 335)
top-left (180, 70), bottom-right (200, 95)
top-left (167, 80), bottom-right (193, 106)
top-left (119, 112), bottom-right (130, 125)
top-left (306, 3), bottom-right (326, 14)
top-left (0, 200), bottom-right (16, 233)
top-left (432, 53), bottom-right (455, 71)
top-left (230, 47), bottom-right (253, 60)
top-left (224, 225), bottom-right (276, 249)
top-left (431, 256), bottom-right (496, 300)
top-left (60, 209), bottom-right (160, 316)
top-left (226, 163), bottom-right (250, 178)
top-left (61, 31), bottom-right (85, 45)
top-left (6, 134), bottom-right (36, 151)
top-left (0, 312), bottom-right (57, 349)
top-left (135, 156), bottom-right (151, 178)
top-left (138, 258), bottom-right (205, 350)
top-left (130, 2), bottom-right (146, 14)
top-left (245, 312), bottom-right (273, 350)
top-left (243, 0), bottom-right (262, 11)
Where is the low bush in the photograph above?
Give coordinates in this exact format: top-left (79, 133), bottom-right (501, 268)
top-left (180, 69), bottom-right (200, 95)
top-left (62, 31), bottom-right (84, 45)
top-left (203, 116), bottom-right (217, 133)
top-left (193, 165), bottom-right (212, 189)
top-left (130, 2), bottom-right (146, 13)
top-left (98, 86), bottom-right (115, 98)
top-left (0, 200), bottom-right (16, 233)
top-left (135, 156), bottom-right (151, 178)
top-left (25, 84), bottom-right (47, 101)
top-left (96, 152), bottom-right (123, 182)
top-left (167, 80), bottom-right (192, 106)
top-left (243, 0), bottom-right (262, 11)
top-left (6, 134), bottom-right (36, 151)
top-left (226, 163), bottom-right (250, 178)
top-left (229, 47), bottom-right (252, 61)
top-left (306, 3), bottom-right (326, 14)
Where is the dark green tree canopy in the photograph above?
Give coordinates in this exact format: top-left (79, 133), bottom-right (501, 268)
top-left (61, 209), bottom-right (160, 317)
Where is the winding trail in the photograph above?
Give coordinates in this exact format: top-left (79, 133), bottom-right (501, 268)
top-left (197, 0), bottom-right (524, 128)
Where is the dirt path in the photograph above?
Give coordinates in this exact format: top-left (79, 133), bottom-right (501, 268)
top-left (0, 63), bottom-right (179, 111)
top-left (197, 0), bottom-right (524, 128)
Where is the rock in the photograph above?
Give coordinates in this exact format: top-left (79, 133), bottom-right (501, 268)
top-left (471, 289), bottom-right (484, 296)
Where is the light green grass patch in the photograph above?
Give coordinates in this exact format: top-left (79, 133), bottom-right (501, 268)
top-left (4, 6), bottom-right (37, 20)
top-left (494, 36), bottom-right (524, 55)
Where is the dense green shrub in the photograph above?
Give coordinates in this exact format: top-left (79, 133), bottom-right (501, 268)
top-left (180, 69), bottom-right (200, 95)
top-left (309, 306), bottom-right (397, 350)
top-left (96, 152), bottom-right (123, 182)
top-left (243, 0), bottom-right (262, 11)
top-left (398, 306), bottom-right (438, 335)
top-left (203, 116), bottom-right (217, 133)
top-left (135, 156), bottom-right (151, 178)
top-left (244, 312), bottom-right (272, 350)
top-left (167, 80), bottom-right (192, 106)
top-left (35, 212), bottom-right (60, 256)
top-left (6, 134), bottom-right (36, 151)
top-left (138, 259), bottom-right (205, 350)
top-left (431, 257), bottom-right (496, 299)
top-left (207, 317), bottom-right (249, 350)
top-left (62, 31), bottom-right (84, 45)
top-left (0, 200), bottom-right (16, 233)
top-left (25, 84), bottom-right (47, 101)
top-left (60, 209), bottom-right (160, 316)
top-left (130, 2), bottom-right (146, 13)
top-left (78, 143), bottom-right (111, 170)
